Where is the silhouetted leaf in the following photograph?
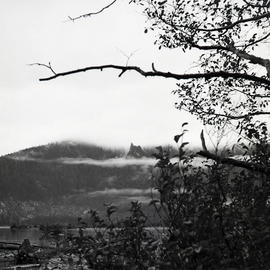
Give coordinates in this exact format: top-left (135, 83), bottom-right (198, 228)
top-left (180, 142), bottom-right (189, 148)
top-left (174, 135), bottom-right (181, 143)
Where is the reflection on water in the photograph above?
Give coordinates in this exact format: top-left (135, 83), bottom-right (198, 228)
top-left (0, 226), bottom-right (45, 246)
top-left (0, 226), bottom-right (167, 246)
top-left (0, 227), bottom-right (100, 246)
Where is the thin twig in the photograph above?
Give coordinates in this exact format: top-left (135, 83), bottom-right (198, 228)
top-left (68, 0), bottom-right (117, 21)
top-left (29, 62), bottom-right (56, 75)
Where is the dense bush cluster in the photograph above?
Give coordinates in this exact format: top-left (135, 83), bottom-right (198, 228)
top-left (56, 126), bottom-right (270, 270)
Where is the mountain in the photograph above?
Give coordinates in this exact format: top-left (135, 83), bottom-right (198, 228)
top-left (126, 143), bottom-right (147, 158)
top-left (7, 141), bottom-right (124, 160)
top-left (0, 142), bottom-right (156, 225)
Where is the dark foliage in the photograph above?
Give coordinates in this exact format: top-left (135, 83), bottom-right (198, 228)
top-left (59, 126), bottom-right (270, 269)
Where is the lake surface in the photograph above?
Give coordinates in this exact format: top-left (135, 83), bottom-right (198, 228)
top-left (0, 226), bottom-right (45, 246)
top-left (0, 226), bottom-right (83, 246)
top-left (0, 226), bottom-right (165, 247)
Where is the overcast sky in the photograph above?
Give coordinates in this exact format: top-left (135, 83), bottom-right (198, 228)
top-left (0, 0), bottom-right (206, 155)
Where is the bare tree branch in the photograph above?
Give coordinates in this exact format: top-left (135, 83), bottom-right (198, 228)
top-left (37, 63), bottom-right (270, 86)
top-left (68, 0), bottom-right (117, 21)
top-left (197, 130), bottom-right (270, 174)
top-left (29, 62), bottom-right (56, 75)
top-left (116, 48), bottom-right (139, 66)
top-left (197, 150), bottom-right (270, 174)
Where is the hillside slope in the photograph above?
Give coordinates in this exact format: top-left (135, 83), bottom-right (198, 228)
top-left (0, 142), bottom-right (156, 224)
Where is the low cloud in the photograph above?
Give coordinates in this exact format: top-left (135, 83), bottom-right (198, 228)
top-left (58, 157), bottom-right (156, 167)
top-left (87, 188), bottom-right (158, 197)
top-left (9, 155), bottom-right (213, 168)
top-left (58, 156), bottom-right (213, 168)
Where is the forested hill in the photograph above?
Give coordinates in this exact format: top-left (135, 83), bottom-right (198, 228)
top-left (0, 142), bottom-right (241, 224)
top-left (0, 142), bottom-right (153, 202)
top-left (6, 141), bottom-right (125, 160)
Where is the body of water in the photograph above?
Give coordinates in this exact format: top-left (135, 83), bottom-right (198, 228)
top-left (0, 226), bottom-right (165, 247)
top-left (0, 226), bottom-right (45, 246)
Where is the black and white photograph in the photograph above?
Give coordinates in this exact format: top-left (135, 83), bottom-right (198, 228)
top-left (0, 0), bottom-right (270, 269)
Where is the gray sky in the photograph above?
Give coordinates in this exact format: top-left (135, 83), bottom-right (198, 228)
top-left (0, 0), bottom-right (204, 155)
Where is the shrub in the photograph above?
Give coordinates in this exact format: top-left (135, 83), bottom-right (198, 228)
top-left (63, 125), bottom-right (270, 270)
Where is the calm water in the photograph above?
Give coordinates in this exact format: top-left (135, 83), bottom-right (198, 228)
top-left (0, 227), bottom-right (111, 246)
top-left (0, 226), bottom-right (45, 246)
top-left (0, 226), bottom-right (165, 246)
